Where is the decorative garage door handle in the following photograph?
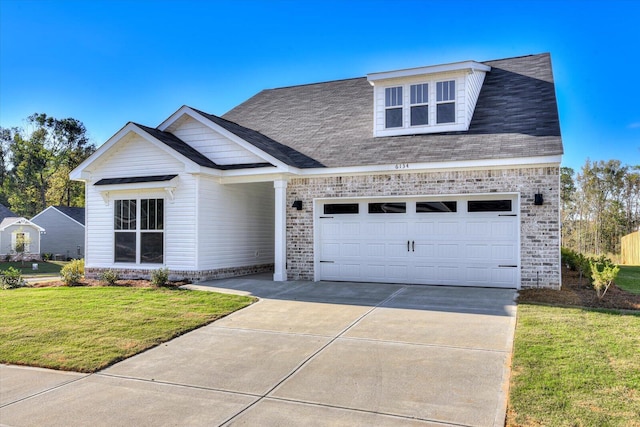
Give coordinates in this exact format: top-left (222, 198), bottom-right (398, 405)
top-left (412, 240), bottom-right (415, 252)
top-left (407, 240), bottom-right (410, 252)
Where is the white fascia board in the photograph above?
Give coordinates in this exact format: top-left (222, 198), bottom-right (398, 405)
top-left (367, 61), bottom-right (491, 84)
top-left (158, 106), bottom-right (292, 171)
top-left (219, 171), bottom-right (293, 184)
top-left (0, 218), bottom-right (45, 232)
top-left (295, 155), bottom-right (563, 178)
top-left (30, 205), bottom-right (55, 222)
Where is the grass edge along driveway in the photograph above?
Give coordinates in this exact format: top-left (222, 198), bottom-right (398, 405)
top-left (0, 286), bottom-right (255, 372)
top-left (507, 304), bottom-right (640, 426)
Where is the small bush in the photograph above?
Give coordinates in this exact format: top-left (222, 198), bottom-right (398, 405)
top-left (0, 267), bottom-right (25, 289)
top-left (150, 268), bottom-right (169, 287)
top-left (61, 259), bottom-right (85, 286)
top-left (42, 253), bottom-right (53, 261)
top-left (590, 259), bottom-right (620, 300)
top-left (99, 270), bottom-right (120, 286)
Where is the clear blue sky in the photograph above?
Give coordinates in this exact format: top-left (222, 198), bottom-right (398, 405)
top-left (1, 0), bottom-right (639, 172)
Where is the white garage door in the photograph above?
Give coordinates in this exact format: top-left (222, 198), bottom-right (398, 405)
top-left (317, 196), bottom-right (519, 288)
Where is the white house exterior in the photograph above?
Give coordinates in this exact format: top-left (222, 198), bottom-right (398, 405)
top-left (0, 205), bottom-right (44, 259)
top-left (71, 53), bottom-right (563, 289)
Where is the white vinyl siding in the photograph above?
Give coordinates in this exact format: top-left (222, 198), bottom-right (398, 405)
top-left (197, 176), bottom-right (274, 270)
top-left (169, 116), bottom-right (265, 165)
top-left (84, 135), bottom-right (197, 270)
top-left (465, 70), bottom-right (486, 125)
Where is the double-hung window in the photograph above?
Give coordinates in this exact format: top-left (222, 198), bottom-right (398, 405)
top-left (385, 86), bottom-right (403, 128)
top-left (410, 83), bottom-right (428, 126)
top-left (436, 80), bottom-right (456, 123)
top-left (114, 198), bottom-right (164, 264)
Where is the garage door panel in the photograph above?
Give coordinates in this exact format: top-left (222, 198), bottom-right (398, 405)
top-left (317, 197), bottom-right (519, 288)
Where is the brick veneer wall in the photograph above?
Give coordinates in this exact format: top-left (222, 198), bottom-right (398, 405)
top-left (85, 263), bottom-right (274, 283)
top-left (286, 167), bottom-right (560, 289)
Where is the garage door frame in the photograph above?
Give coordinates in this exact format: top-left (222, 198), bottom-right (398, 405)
top-left (313, 192), bottom-right (521, 288)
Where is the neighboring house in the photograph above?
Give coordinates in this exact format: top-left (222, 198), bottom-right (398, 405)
top-left (0, 204), bottom-right (44, 259)
top-left (31, 206), bottom-right (85, 259)
top-left (71, 53), bottom-right (563, 289)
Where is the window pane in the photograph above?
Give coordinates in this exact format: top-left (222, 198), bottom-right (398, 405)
top-left (417, 201), bottom-right (457, 213)
top-left (437, 103), bottom-right (455, 123)
top-left (468, 200), bottom-right (512, 212)
top-left (141, 199), bottom-right (149, 230)
top-left (411, 105), bottom-right (428, 126)
top-left (385, 108), bottom-right (402, 128)
top-left (385, 86), bottom-right (402, 107)
top-left (115, 232), bottom-right (136, 262)
top-left (115, 200), bottom-right (136, 230)
top-left (368, 202), bottom-right (406, 214)
top-left (437, 80), bottom-right (455, 102)
top-left (410, 83), bottom-right (428, 104)
top-left (141, 232), bottom-right (163, 264)
top-left (324, 203), bottom-right (359, 214)
top-left (156, 199), bottom-right (164, 230)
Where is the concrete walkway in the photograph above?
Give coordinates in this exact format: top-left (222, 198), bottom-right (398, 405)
top-left (1, 275), bottom-right (517, 426)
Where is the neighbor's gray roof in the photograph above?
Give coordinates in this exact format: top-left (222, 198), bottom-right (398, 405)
top-left (0, 204), bottom-right (18, 223)
top-left (53, 206), bottom-right (86, 226)
top-left (222, 53), bottom-right (563, 168)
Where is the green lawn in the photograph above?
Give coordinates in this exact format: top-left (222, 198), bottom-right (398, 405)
top-left (616, 265), bottom-right (640, 294)
top-left (508, 304), bottom-right (640, 426)
top-left (0, 286), bottom-right (255, 372)
top-left (0, 261), bottom-right (67, 277)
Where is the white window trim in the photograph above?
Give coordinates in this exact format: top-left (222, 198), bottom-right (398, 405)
top-left (375, 77), bottom-right (465, 137)
top-left (114, 198), bottom-right (165, 265)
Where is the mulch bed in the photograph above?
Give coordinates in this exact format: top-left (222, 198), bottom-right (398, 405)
top-left (30, 279), bottom-right (189, 289)
top-left (518, 266), bottom-right (640, 311)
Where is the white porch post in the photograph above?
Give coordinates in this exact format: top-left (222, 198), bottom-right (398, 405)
top-left (273, 179), bottom-right (288, 281)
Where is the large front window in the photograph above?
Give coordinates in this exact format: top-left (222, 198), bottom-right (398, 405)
top-left (114, 198), bottom-right (164, 264)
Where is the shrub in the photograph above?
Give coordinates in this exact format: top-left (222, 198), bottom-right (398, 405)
top-left (61, 259), bottom-right (85, 286)
top-left (99, 270), bottom-right (120, 286)
top-left (590, 259), bottom-right (620, 300)
top-left (150, 268), bottom-right (169, 287)
top-left (0, 267), bottom-right (25, 289)
top-left (42, 253), bottom-right (53, 261)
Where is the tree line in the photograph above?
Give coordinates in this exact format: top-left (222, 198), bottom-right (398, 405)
top-left (562, 159), bottom-right (640, 256)
top-left (0, 114), bottom-right (96, 218)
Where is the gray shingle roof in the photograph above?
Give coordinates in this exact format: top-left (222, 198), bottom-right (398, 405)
top-left (191, 109), bottom-right (324, 168)
top-left (0, 204), bottom-right (18, 223)
top-left (94, 175), bottom-right (178, 186)
top-left (53, 206), bottom-right (86, 226)
top-left (136, 123), bottom-right (274, 170)
top-left (222, 53), bottom-right (563, 168)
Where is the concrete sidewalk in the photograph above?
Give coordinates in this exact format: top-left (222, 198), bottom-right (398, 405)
top-left (1, 276), bottom-right (517, 426)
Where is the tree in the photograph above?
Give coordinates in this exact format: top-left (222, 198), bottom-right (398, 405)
top-left (3, 114), bottom-right (95, 217)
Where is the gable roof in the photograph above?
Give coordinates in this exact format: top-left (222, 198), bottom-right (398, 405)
top-left (52, 206), bottom-right (86, 226)
top-left (0, 204), bottom-right (18, 223)
top-left (222, 53), bottom-right (563, 168)
top-left (190, 109), bottom-right (324, 168)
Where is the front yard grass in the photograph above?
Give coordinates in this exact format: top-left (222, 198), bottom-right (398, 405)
top-left (0, 286), bottom-right (255, 372)
top-left (507, 304), bottom-right (640, 426)
top-left (616, 265), bottom-right (640, 294)
top-left (0, 261), bottom-right (67, 277)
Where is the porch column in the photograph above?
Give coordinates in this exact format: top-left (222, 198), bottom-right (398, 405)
top-left (273, 179), bottom-right (287, 281)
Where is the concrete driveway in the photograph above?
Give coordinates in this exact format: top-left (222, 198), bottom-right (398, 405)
top-left (1, 275), bottom-right (517, 427)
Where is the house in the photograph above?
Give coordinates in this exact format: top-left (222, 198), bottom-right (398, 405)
top-left (70, 53), bottom-right (563, 289)
top-left (0, 204), bottom-right (44, 260)
top-left (31, 206), bottom-right (85, 259)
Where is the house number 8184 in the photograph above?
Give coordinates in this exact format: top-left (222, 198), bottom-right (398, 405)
top-left (395, 163), bottom-right (410, 169)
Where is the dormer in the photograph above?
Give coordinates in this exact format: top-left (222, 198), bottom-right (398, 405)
top-left (367, 60), bottom-right (491, 137)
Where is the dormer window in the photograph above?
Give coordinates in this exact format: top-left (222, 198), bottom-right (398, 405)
top-left (436, 80), bottom-right (455, 124)
top-left (385, 87), bottom-right (403, 128)
top-left (410, 83), bottom-right (429, 126)
top-left (368, 60), bottom-right (491, 137)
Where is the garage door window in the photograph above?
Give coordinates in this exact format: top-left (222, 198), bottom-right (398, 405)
top-left (324, 203), bottom-right (359, 215)
top-left (468, 200), bottom-right (512, 212)
top-left (416, 201), bottom-right (457, 213)
top-left (368, 202), bottom-right (406, 214)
